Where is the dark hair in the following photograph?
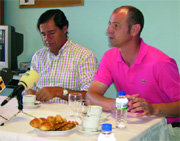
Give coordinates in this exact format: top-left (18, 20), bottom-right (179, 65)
top-left (37, 9), bottom-right (69, 31)
top-left (114, 6), bottom-right (144, 34)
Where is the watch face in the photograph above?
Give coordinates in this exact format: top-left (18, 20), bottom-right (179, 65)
top-left (63, 89), bottom-right (68, 96)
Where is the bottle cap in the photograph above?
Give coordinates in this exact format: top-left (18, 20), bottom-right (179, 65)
top-left (101, 123), bottom-right (112, 131)
top-left (118, 91), bottom-right (126, 96)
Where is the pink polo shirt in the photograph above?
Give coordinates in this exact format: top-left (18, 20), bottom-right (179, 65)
top-left (94, 39), bottom-right (180, 123)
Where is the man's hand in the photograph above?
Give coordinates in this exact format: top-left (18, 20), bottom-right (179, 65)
top-left (127, 94), bottom-right (154, 117)
top-left (36, 87), bottom-right (58, 102)
top-left (24, 89), bottom-right (36, 95)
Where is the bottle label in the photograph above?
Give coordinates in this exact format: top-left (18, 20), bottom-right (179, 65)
top-left (116, 103), bottom-right (127, 110)
top-left (116, 98), bottom-right (128, 110)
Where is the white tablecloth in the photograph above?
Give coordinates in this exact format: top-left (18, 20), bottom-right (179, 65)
top-left (0, 96), bottom-right (169, 141)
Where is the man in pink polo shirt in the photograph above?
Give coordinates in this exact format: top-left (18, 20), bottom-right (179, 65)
top-left (86, 6), bottom-right (180, 127)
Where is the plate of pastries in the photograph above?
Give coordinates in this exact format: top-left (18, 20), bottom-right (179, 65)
top-left (29, 114), bottom-right (79, 135)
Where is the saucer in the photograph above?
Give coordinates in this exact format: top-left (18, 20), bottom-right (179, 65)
top-left (76, 125), bottom-right (100, 135)
top-left (23, 101), bottom-right (41, 109)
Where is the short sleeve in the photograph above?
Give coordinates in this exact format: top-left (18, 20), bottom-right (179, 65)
top-left (155, 58), bottom-right (180, 101)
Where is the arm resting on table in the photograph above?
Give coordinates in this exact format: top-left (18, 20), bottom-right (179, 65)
top-left (25, 87), bottom-right (87, 102)
top-left (86, 81), bottom-right (115, 112)
top-left (152, 100), bottom-right (180, 118)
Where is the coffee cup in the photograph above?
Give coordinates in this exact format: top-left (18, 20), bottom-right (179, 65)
top-left (23, 94), bottom-right (36, 106)
top-left (87, 105), bottom-right (102, 117)
top-left (82, 116), bottom-right (100, 132)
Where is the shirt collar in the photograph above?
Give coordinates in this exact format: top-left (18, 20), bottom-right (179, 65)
top-left (117, 49), bottom-right (123, 62)
top-left (117, 38), bottom-right (148, 65)
top-left (59, 38), bottom-right (71, 54)
top-left (134, 38), bottom-right (148, 65)
top-left (47, 38), bottom-right (71, 57)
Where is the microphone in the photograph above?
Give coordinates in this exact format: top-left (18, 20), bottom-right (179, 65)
top-left (1, 70), bottom-right (40, 106)
top-left (0, 76), bottom-right (6, 93)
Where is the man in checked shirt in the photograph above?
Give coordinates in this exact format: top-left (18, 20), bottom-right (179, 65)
top-left (26, 9), bottom-right (98, 103)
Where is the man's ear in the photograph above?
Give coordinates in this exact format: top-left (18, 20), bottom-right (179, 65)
top-left (62, 25), bottom-right (68, 34)
top-left (130, 24), bottom-right (141, 36)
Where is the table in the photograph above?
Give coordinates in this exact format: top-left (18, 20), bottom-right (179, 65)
top-left (0, 96), bottom-right (169, 141)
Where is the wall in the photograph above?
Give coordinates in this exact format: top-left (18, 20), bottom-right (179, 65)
top-left (4, 0), bottom-right (180, 98)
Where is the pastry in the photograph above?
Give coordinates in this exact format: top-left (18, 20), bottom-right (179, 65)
top-left (29, 114), bottom-right (78, 131)
top-left (39, 121), bottom-right (54, 131)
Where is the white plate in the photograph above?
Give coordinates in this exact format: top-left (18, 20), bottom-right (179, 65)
top-left (23, 101), bottom-right (41, 109)
top-left (34, 126), bottom-right (76, 136)
top-left (76, 125), bottom-right (100, 135)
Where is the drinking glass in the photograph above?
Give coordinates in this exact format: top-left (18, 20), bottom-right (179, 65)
top-left (68, 93), bottom-right (82, 118)
top-left (79, 99), bottom-right (90, 118)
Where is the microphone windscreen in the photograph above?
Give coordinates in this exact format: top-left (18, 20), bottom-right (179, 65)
top-left (0, 76), bottom-right (6, 93)
top-left (18, 70), bottom-right (40, 90)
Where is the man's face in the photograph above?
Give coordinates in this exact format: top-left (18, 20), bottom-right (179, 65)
top-left (40, 18), bottom-right (67, 55)
top-left (106, 9), bottom-right (132, 48)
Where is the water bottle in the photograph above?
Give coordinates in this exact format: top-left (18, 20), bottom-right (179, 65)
top-left (98, 123), bottom-right (116, 141)
top-left (116, 91), bottom-right (128, 128)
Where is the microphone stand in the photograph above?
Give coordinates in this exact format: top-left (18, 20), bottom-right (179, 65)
top-left (16, 90), bottom-right (23, 111)
top-left (0, 91), bottom-right (36, 126)
top-left (0, 91), bottom-right (23, 126)
top-left (0, 110), bottom-right (22, 126)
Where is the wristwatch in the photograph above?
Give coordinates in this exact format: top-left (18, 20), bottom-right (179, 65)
top-left (63, 88), bottom-right (68, 98)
